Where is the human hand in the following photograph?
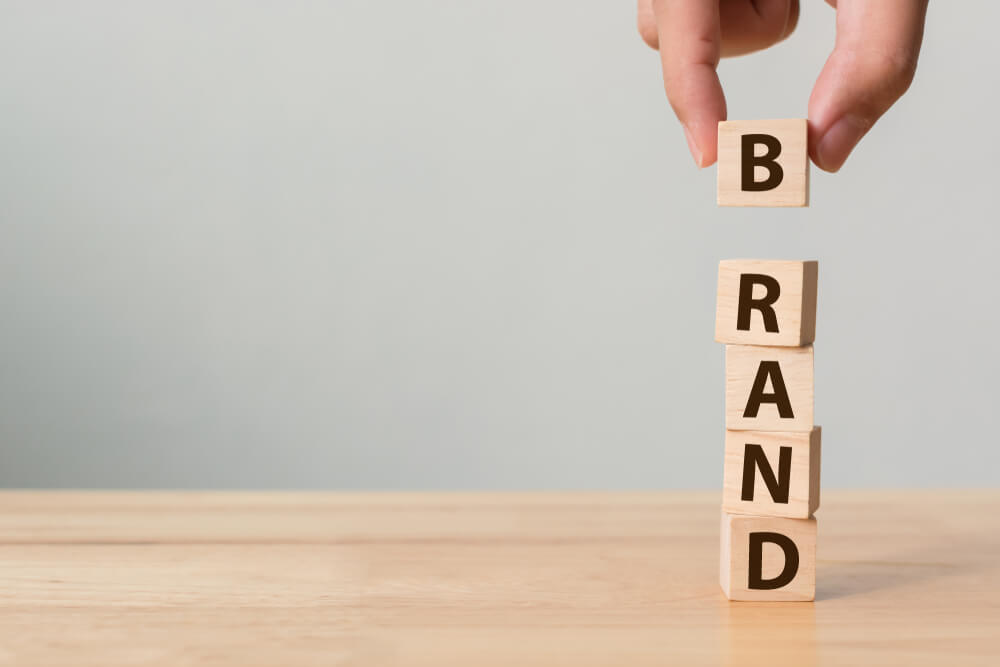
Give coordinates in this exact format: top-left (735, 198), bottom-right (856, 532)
top-left (637, 0), bottom-right (928, 172)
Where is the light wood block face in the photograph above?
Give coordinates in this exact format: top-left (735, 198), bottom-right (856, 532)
top-left (717, 119), bottom-right (809, 207)
top-left (726, 344), bottom-right (813, 432)
top-left (720, 511), bottom-right (816, 601)
top-left (715, 260), bottom-right (818, 346)
top-left (723, 427), bottom-right (821, 519)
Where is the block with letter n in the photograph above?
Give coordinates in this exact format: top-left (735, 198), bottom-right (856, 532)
top-left (723, 427), bottom-right (821, 520)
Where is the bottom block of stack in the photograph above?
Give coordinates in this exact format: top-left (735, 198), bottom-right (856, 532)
top-left (720, 511), bottom-right (816, 601)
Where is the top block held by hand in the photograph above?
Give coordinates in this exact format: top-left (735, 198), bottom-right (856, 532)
top-left (718, 119), bottom-right (809, 207)
top-left (716, 259), bottom-right (818, 347)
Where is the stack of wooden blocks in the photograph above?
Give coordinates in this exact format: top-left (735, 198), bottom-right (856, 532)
top-left (715, 119), bottom-right (819, 601)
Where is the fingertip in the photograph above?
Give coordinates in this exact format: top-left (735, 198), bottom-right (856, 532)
top-left (637, 5), bottom-right (659, 49)
top-left (699, 129), bottom-right (719, 168)
top-left (811, 114), bottom-right (871, 172)
top-left (682, 124), bottom-right (704, 168)
top-left (682, 119), bottom-right (720, 169)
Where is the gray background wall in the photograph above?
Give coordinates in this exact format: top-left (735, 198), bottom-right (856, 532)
top-left (1, 2), bottom-right (996, 489)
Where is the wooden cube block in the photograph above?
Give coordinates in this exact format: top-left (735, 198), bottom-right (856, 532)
top-left (726, 344), bottom-right (813, 432)
top-left (720, 511), bottom-right (816, 601)
top-left (723, 427), bottom-right (821, 519)
top-left (715, 260), bottom-right (818, 347)
top-left (717, 119), bottom-right (809, 207)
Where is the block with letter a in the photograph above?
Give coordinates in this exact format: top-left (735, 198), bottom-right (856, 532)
top-left (725, 344), bottom-right (814, 433)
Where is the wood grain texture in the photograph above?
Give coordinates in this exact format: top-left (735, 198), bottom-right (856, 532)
top-left (715, 260), bottom-right (818, 346)
top-left (717, 119), bottom-right (809, 207)
top-left (1, 491), bottom-right (999, 666)
top-left (723, 427), bottom-right (821, 519)
top-left (720, 511), bottom-right (817, 601)
top-left (726, 344), bottom-right (814, 432)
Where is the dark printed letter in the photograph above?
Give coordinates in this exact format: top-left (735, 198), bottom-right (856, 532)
top-left (741, 444), bottom-right (792, 503)
top-left (743, 361), bottom-right (794, 419)
top-left (748, 532), bottom-right (799, 590)
top-left (741, 134), bottom-right (783, 191)
top-left (736, 273), bottom-right (780, 333)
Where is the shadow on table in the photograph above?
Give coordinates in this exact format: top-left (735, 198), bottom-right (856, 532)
top-left (816, 557), bottom-right (963, 601)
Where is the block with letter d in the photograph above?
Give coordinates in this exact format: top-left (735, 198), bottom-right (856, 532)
top-left (720, 511), bottom-right (817, 601)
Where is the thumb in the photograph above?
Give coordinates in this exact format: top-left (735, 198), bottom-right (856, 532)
top-left (808, 0), bottom-right (928, 172)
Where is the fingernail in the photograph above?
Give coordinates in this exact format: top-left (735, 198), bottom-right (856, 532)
top-left (815, 114), bottom-right (871, 172)
top-left (682, 124), bottom-right (704, 168)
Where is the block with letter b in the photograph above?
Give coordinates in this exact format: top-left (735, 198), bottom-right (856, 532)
top-left (720, 511), bottom-right (816, 601)
top-left (726, 344), bottom-right (813, 432)
top-left (723, 427), bottom-right (821, 519)
top-left (717, 119), bottom-right (809, 207)
top-left (715, 259), bottom-right (818, 347)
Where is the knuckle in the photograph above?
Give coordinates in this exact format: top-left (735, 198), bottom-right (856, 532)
top-left (864, 49), bottom-right (919, 98)
top-left (763, 2), bottom-right (794, 43)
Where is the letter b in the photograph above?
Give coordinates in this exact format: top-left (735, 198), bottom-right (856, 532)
top-left (741, 134), bottom-right (784, 191)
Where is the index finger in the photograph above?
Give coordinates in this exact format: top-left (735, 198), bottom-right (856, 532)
top-left (652, 0), bottom-right (727, 167)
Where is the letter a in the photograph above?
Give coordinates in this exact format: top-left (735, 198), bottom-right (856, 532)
top-left (743, 361), bottom-right (794, 419)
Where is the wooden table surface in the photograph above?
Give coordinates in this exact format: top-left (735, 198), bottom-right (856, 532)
top-left (1, 491), bottom-right (998, 666)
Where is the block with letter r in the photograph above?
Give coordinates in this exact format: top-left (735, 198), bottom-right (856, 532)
top-left (715, 259), bottom-right (818, 347)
